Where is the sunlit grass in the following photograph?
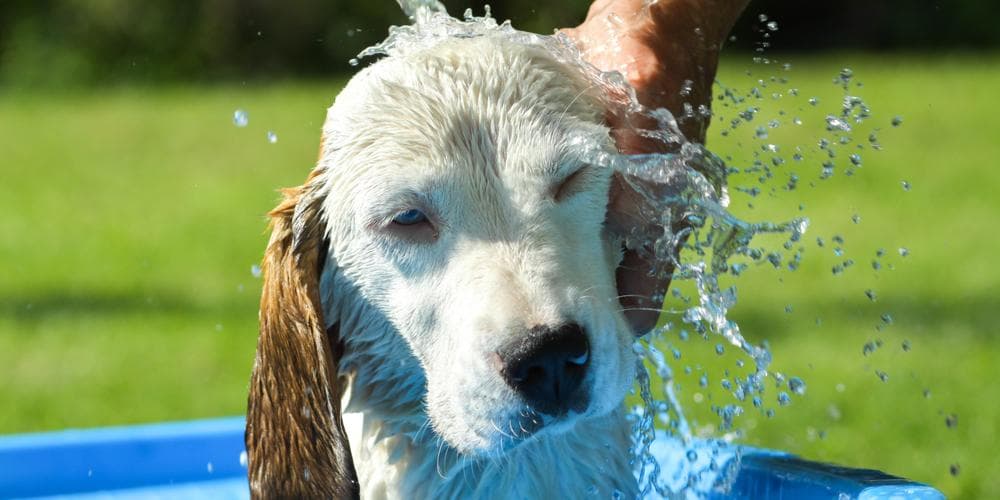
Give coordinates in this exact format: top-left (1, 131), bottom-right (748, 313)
top-left (1, 54), bottom-right (996, 498)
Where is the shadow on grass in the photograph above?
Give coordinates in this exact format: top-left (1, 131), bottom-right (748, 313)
top-left (4, 291), bottom-right (995, 340)
top-left (725, 295), bottom-right (998, 340)
top-left (0, 292), bottom-right (255, 324)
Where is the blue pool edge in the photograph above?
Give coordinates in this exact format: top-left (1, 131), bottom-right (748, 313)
top-left (0, 417), bottom-right (944, 499)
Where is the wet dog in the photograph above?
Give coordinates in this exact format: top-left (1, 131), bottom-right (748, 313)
top-left (246, 34), bottom-right (640, 498)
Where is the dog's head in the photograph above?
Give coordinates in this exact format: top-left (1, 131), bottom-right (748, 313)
top-left (247, 35), bottom-right (638, 496)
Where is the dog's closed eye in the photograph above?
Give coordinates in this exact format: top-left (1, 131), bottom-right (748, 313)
top-left (553, 165), bottom-right (597, 202)
top-left (386, 208), bottom-right (437, 242)
top-left (393, 208), bottom-right (428, 226)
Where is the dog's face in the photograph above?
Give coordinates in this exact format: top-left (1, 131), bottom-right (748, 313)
top-left (315, 37), bottom-right (636, 456)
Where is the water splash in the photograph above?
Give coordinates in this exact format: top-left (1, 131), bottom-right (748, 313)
top-left (233, 109), bottom-right (249, 127)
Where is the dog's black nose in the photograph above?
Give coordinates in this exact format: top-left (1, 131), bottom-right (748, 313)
top-left (497, 323), bottom-right (590, 416)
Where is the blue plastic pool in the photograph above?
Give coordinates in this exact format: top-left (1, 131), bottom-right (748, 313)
top-left (0, 417), bottom-right (942, 499)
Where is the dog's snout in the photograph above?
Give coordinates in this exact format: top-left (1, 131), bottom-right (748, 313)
top-left (497, 323), bottom-right (590, 416)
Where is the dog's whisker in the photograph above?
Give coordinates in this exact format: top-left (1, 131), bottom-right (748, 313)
top-left (622, 307), bottom-right (664, 312)
top-left (414, 416), bottom-right (434, 443)
top-left (556, 81), bottom-right (603, 125)
top-left (435, 435), bottom-right (450, 480)
top-left (491, 418), bottom-right (515, 440)
top-left (614, 293), bottom-right (662, 300)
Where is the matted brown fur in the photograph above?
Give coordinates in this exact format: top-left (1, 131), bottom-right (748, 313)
top-left (245, 169), bottom-right (360, 499)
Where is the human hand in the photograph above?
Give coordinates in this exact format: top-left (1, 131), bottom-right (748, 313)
top-left (562, 0), bottom-right (750, 334)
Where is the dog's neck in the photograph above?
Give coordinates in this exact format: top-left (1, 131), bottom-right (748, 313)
top-left (341, 353), bottom-right (636, 499)
top-left (345, 404), bottom-right (636, 499)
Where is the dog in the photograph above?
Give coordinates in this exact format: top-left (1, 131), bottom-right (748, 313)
top-left (245, 32), bottom-right (645, 499)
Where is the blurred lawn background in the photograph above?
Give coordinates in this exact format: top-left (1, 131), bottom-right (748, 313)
top-left (1, 1), bottom-right (998, 499)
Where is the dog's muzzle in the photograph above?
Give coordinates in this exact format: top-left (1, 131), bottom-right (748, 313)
top-left (495, 323), bottom-right (591, 416)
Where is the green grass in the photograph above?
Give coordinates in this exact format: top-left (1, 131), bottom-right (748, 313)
top-left (1, 54), bottom-right (997, 498)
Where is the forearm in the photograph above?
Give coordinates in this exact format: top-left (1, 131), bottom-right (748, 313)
top-left (569, 0), bottom-right (750, 142)
top-left (640, 0), bottom-right (749, 140)
top-left (566, 0), bottom-right (750, 334)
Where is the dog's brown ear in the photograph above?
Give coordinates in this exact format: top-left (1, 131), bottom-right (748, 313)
top-left (246, 169), bottom-right (359, 499)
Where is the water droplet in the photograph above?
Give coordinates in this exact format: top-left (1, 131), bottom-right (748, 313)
top-left (766, 21), bottom-right (778, 31)
top-left (767, 252), bottom-right (782, 268)
top-left (233, 109), bottom-right (249, 127)
top-left (875, 370), bottom-right (889, 382)
top-left (679, 79), bottom-right (694, 97)
top-left (784, 304), bottom-right (793, 313)
top-left (788, 377), bottom-right (806, 395)
top-left (687, 449), bottom-right (698, 462)
top-left (891, 115), bottom-right (903, 127)
top-left (864, 289), bottom-right (877, 301)
top-left (349, 58), bottom-right (360, 66)
top-left (758, 13), bottom-right (769, 22)
top-left (898, 247), bottom-right (910, 257)
top-left (251, 264), bottom-right (262, 278)
top-left (849, 153), bottom-right (862, 167)
top-left (239, 451), bottom-right (248, 467)
top-left (901, 180), bottom-right (911, 191)
top-left (715, 344), bottom-right (725, 355)
top-left (777, 392), bottom-right (791, 406)
top-left (808, 97), bottom-right (819, 106)
top-left (851, 214), bottom-right (861, 224)
top-left (862, 340), bottom-right (880, 356)
top-left (207, 462), bottom-right (214, 473)
top-left (267, 131), bottom-right (278, 144)
top-left (820, 162), bottom-right (835, 179)
top-left (881, 313), bottom-right (893, 325)
top-left (901, 340), bottom-right (911, 352)
top-left (755, 126), bottom-right (769, 139)
top-left (826, 115), bottom-right (852, 132)
top-left (949, 463), bottom-right (960, 476)
top-left (945, 413), bottom-right (958, 429)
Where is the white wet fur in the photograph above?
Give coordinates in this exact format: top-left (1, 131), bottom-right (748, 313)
top-left (315, 35), bottom-right (639, 498)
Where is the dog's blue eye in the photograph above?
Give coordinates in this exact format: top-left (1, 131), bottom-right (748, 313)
top-left (392, 209), bottom-right (427, 226)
